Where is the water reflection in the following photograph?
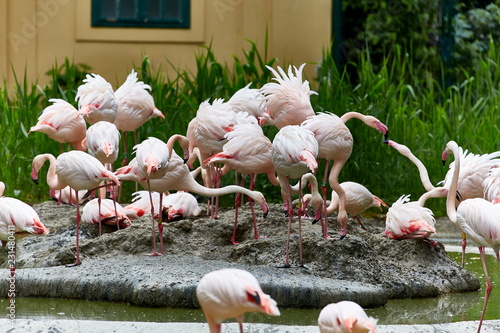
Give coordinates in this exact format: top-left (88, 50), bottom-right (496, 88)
top-left (0, 252), bottom-right (498, 326)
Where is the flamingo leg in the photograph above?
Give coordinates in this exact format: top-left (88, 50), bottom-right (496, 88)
top-left (158, 192), bottom-right (165, 255)
top-left (477, 246), bottom-right (492, 333)
top-left (67, 190), bottom-right (82, 267)
top-left (146, 180), bottom-right (161, 256)
top-left (98, 196), bottom-right (102, 236)
top-left (321, 160), bottom-right (331, 239)
top-left (231, 173), bottom-right (241, 245)
top-left (249, 173), bottom-right (261, 240)
top-left (461, 232), bottom-right (467, 267)
top-left (328, 159), bottom-right (349, 239)
top-left (277, 176), bottom-right (292, 268)
top-left (297, 177), bottom-right (304, 267)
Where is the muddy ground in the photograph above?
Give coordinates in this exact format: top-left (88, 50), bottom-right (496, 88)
top-left (0, 199), bottom-right (480, 309)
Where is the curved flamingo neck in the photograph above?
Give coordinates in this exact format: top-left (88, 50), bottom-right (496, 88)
top-left (326, 193), bottom-right (339, 215)
top-left (37, 153), bottom-right (64, 190)
top-left (445, 141), bottom-right (460, 224)
top-left (0, 181), bottom-right (5, 197)
top-left (389, 141), bottom-right (435, 191)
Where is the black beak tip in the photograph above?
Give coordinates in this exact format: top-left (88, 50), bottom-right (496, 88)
top-left (263, 211), bottom-right (268, 218)
top-left (32, 178), bottom-right (39, 185)
top-left (384, 131), bottom-right (389, 141)
top-left (312, 218), bottom-right (320, 225)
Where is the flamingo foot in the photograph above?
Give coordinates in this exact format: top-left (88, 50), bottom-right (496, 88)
top-left (65, 261), bottom-right (82, 268)
top-left (231, 239), bottom-right (240, 245)
top-left (145, 251), bottom-right (163, 256)
top-left (424, 239), bottom-right (439, 247)
top-left (254, 234), bottom-right (268, 240)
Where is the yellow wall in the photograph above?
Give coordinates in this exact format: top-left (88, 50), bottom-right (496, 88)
top-left (2, 0), bottom-right (331, 89)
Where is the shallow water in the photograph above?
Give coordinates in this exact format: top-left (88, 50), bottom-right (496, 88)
top-left (1, 251), bottom-right (498, 326)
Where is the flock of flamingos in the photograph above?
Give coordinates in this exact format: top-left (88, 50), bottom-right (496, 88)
top-left (1, 62), bottom-right (499, 332)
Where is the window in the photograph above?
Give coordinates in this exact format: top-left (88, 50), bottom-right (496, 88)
top-left (91, 0), bottom-right (190, 28)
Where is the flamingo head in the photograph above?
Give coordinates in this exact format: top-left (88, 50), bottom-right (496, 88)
top-left (167, 207), bottom-right (184, 222)
top-left (245, 286), bottom-right (280, 317)
top-left (31, 220), bottom-right (49, 235)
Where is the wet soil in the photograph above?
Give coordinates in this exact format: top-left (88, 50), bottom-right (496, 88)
top-left (0, 200), bottom-right (479, 309)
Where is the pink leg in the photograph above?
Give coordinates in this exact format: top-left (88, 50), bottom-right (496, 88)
top-left (477, 246), bottom-right (492, 333)
top-left (278, 177), bottom-right (292, 268)
top-left (231, 173), bottom-right (242, 245)
top-left (249, 174), bottom-right (263, 240)
top-left (158, 192), bottom-right (164, 254)
top-left (67, 191), bottom-right (82, 267)
top-left (146, 180), bottom-right (161, 256)
top-left (298, 177), bottom-right (304, 267)
top-left (98, 196), bottom-right (102, 236)
top-left (461, 232), bottom-right (467, 267)
top-left (322, 160), bottom-right (332, 239)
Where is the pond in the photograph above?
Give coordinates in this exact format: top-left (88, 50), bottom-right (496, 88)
top-left (1, 250), bottom-right (498, 326)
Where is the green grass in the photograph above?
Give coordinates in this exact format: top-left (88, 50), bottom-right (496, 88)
top-left (1, 40), bottom-right (499, 216)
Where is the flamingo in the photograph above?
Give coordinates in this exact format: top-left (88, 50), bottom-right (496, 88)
top-left (301, 112), bottom-right (387, 239)
top-left (384, 193), bottom-right (440, 246)
top-left (29, 98), bottom-right (87, 151)
top-left (204, 122), bottom-right (279, 244)
top-left (227, 83), bottom-right (265, 121)
top-left (0, 181), bottom-right (49, 241)
top-left (133, 136), bottom-right (175, 256)
top-left (124, 190), bottom-right (201, 222)
top-left (163, 191), bottom-right (201, 222)
top-left (76, 73), bottom-right (118, 125)
top-left (318, 301), bottom-right (378, 333)
top-left (272, 125), bottom-right (318, 267)
top-left (483, 162), bottom-right (500, 204)
top-left (196, 268), bottom-right (280, 333)
top-left (85, 120), bottom-right (121, 201)
top-left (385, 139), bottom-right (500, 265)
top-left (304, 181), bottom-right (388, 230)
top-left (114, 69), bottom-right (164, 165)
top-left (443, 140), bottom-right (500, 333)
top-left (259, 63), bottom-right (316, 129)
top-left (115, 151), bottom-right (269, 228)
top-left (31, 150), bottom-right (121, 266)
top-left (81, 198), bottom-right (131, 229)
top-left (188, 99), bottom-right (255, 217)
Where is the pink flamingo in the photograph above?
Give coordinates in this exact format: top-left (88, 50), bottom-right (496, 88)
top-left (124, 191), bottom-right (201, 222)
top-left (384, 192), bottom-right (441, 246)
top-left (204, 122), bottom-right (279, 244)
top-left (301, 112), bottom-right (388, 239)
top-left (115, 152), bottom-right (269, 226)
top-left (188, 99), bottom-right (255, 217)
top-left (76, 73), bottom-right (118, 125)
top-left (0, 181), bottom-right (49, 301)
top-left (259, 63), bottom-right (316, 129)
top-left (85, 120), bottom-right (121, 203)
top-left (483, 162), bottom-right (500, 204)
top-left (385, 139), bottom-right (500, 265)
top-left (227, 83), bottom-right (265, 121)
top-left (29, 98), bottom-right (87, 151)
top-left (304, 181), bottom-right (388, 230)
top-left (0, 181), bottom-right (49, 241)
top-left (196, 268), bottom-right (280, 333)
top-left (114, 69), bottom-right (164, 165)
top-left (31, 150), bottom-right (120, 266)
top-left (133, 136), bottom-right (175, 256)
top-left (81, 198), bottom-right (131, 229)
top-left (443, 140), bottom-right (500, 333)
top-left (272, 125), bottom-right (318, 267)
top-left (318, 301), bottom-right (378, 333)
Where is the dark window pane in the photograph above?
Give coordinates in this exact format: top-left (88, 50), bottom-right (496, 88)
top-left (147, 0), bottom-right (162, 20)
top-left (120, 0), bottom-right (138, 19)
top-left (101, 0), bottom-right (118, 20)
top-left (165, 0), bottom-right (180, 20)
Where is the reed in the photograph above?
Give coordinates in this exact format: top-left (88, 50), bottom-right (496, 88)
top-left (1, 40), bottom-right (499, 216)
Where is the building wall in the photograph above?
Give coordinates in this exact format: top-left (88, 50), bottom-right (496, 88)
top-left (1, 0), bottom-right (331, 88)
